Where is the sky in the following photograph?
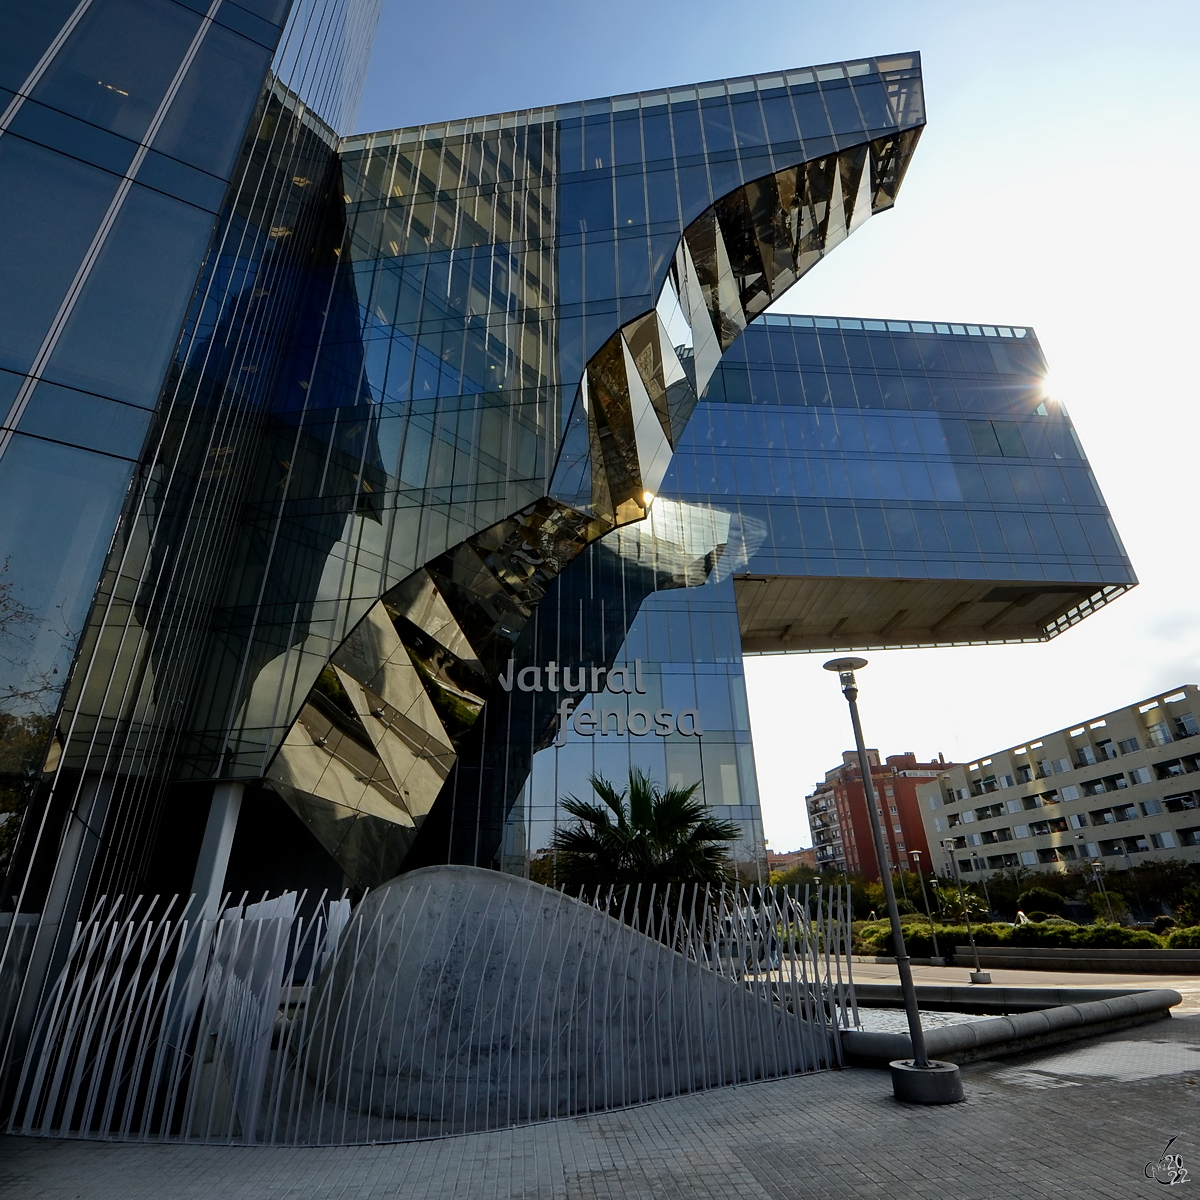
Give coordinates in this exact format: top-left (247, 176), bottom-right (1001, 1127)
top-left (354, 1), bottom-right (1200, 851)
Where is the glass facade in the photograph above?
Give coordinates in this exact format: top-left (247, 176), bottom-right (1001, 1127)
top-left (499, 315), bottom-right (1133, 882)
top-left (0, 20), bottom-right (1132, 1056)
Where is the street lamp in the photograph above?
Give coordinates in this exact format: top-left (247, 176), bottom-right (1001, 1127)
top-left (909, 850), bottom-right (940, 962)
top-left (824, 657), bottom-right (963, 1104)
top-left (941, 839), bottom-right (991, 984)
top-left (1091, 859), bottom-right (1116, 922)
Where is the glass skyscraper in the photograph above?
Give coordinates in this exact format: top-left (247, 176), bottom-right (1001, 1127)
top-left (0, 0), bottom-right (1133, 1073)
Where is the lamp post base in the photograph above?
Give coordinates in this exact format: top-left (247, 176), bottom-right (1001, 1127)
top-left (970, 970), bottom-right (992, 984)
top-left (889, 1059), bottom-right (964, 1105)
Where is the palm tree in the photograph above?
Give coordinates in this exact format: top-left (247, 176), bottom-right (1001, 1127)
top-left (549, 768), bottom-right (740, 890)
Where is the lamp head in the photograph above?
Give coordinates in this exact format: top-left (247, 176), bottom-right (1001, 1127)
top-left (823, 656), bottom-right (868, 698)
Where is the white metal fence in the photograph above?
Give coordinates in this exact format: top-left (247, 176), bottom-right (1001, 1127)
top-left (4, 870), bottom-right (855, 1144)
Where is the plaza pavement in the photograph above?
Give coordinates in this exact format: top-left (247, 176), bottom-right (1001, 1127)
top-left (850, 957), bottom-right (1200, 1011)
top-left (3, 969), bottom-right (1198, 1199)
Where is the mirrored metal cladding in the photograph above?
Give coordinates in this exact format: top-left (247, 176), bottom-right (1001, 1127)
top-left (0, 20), bottom-right (1136, 1086)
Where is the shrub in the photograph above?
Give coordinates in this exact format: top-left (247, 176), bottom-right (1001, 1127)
top-left (1008, 921), bottom-right (1076, 948)
top-left (1153, 916), bottom-right (1177, 935)
top-left (1026, 911), bottom-right (1049, 922)
top-left (1166, 925), bottom-right (1200, 949)
top-left (885, 923), bottom-right (1009, 957)
top-left (1070, 923), bottom-right (1162, 949)
top-left (1017, 886), bottom-right (1064, 914)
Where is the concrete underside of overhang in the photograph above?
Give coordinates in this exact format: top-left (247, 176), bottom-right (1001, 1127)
top-left (735, 575), bottom-right (1129, 654)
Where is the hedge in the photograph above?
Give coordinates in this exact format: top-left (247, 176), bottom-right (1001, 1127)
top-left (854, 920), bottom-right (1170, 955)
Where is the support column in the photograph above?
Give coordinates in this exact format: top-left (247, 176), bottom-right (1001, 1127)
top-left (190, 781), bottom-right (243, 918)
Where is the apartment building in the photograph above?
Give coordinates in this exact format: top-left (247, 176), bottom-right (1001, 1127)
top-left (767, 848), bottom-right (817, 874)
top-left (807, 751), bottom-right (952, 881)
top-left (917, 686), bottom-right (1200, 876)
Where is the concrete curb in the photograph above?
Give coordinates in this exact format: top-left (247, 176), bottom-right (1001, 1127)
top-left (842, 987), bottom-right (1182, 1067)
top-left (851, 983), bottom-right (1162, 1014)
top-left (955, 946), bottom-right (1200, 973)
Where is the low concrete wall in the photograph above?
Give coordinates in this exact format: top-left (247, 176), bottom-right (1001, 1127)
top-left (852, 982), bottom-right (1160, 1015)
top-left (843, 987), bottom-right (1181, 1067)
top-left (955, 945), bottom-right (1200, 974)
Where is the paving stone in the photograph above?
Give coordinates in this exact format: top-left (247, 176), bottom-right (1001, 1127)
top-left (2, 1015), bottom-right (1198, 1199)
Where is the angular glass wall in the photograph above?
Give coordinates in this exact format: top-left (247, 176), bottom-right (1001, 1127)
top-left (241, 58), bottom-right (923, 888)
top-left (678, 314), bottom-right (1135, 652)
top-left (502, 505), bottom-right (767, 884)
top-left (0, 0), bottom-right (306, 883)
top-left (496, 313), bottom-right (1135, 883)
top-left (0, 0), bottom-right (379, 1084)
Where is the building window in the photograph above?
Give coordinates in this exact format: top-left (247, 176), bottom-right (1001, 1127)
top-left (1052, 758), bottom-right (1071, 774)
top-left (1129, 766), bottom-right (1153, 785)
top-left (1147, 721), bottom-right (1172, 747)
top-left (1164, 793), bottom-right (1200, 813)
top-left (1151, 831), bottom-right (1176, 850)
top-left (1096, 739), bottom-right (1118, 761)
top-left (1019, 851), bottom-right (1037, 866)
top-left (1076, 745), bottom-right (1097, 767)
top-left (1118, 737), bottom-right (1140, 753)
top-left (1090, 804), bottom-right (1137, 826)
top-left (1061, 785), bottom-right (1080, 801)
top-left (1175, 712), bottom-right (1199, 739)
top-left (1030, 818), bottom-right (1069, 835)
top-left (1016, 765), bottom-right (1033, 783)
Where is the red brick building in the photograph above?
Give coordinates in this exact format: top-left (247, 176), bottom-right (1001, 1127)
top-left (766, 847), bottom-right (816, 874)
top-left (807, 750), bottom-right (953, 881)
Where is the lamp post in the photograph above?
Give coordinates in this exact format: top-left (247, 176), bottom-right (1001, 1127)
top-left (1091, 859), bottom-right (1116, 922)
top-left (824, 658), bottom-right (962, 1104)
top-left (941, 839), bottom-right (991, 985)
top-left (909, 850), bottom-right (940, 962)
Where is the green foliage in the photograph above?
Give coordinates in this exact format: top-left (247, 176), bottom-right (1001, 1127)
top-left (934, 884), bottom-right (989, 923)
top-left (1166, 925), bottom-right (1200, 949)
top-left (854, 920), bottom-right (1009, 957)
top-left (768, 864), bottom-right (820, 889)
top-left (1017, 886), bottom-right (1064, 913)
top-left (550, 769), bottom-right (739, 889)
top-left (856, 917), bottom-right (1168, 954)
top-left (0, 711), bottom-right (53, 878)
top-left (1087, 889), bottom-right (1129, 922)
top-left (1008, 921), bottom-right (1080, 948)
top-left (1070, 923), bottom-right (1162, 949)
top-left (1175, 886), bottom-right (1200, 927)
